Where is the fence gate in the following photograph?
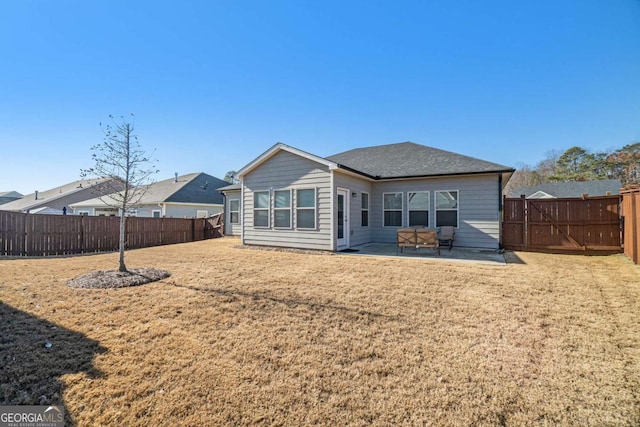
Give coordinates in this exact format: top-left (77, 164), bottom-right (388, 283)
top-left (621, 187), bottom-right (640, 264)
top-left (502, 195), bottom-right (622, 252)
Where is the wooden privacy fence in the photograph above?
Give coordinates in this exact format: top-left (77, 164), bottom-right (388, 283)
top-left (621, 187), bottom-right (640, 264)
top-left (502, 195), bottom-right (622, 253)
top-left (0, 211), bottom-right (224, 257)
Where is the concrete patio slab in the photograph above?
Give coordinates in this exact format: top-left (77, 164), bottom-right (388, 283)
top-left (339, 243), bottom-right (506, 265)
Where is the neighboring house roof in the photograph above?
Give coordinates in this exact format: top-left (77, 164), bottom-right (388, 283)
top-left (30, 207), bottom-right (66, 215)
top-left (0, 191), bottom-right (23, 205)
top-left (239, 141), bottom-right (515, 182)
top-left (217, 183), bottom-right (241, 192)
top-left (0, 191), bottom-right (23, 198)
top-left (508, 179), bottom-right (622, 198)
top-left (71, 173), bottom-right (227, 207)
top-left (0, 178), bottom-right (118, 212)
top-left (326, 141), bottom-right (514, 179)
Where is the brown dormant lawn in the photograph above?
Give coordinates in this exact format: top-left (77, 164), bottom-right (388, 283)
top-left (1, 237), bottom-right (639, 426)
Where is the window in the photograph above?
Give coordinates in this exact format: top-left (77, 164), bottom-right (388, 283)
top-left (152, 210), bottom-right (161, 218)
top-left (361, 192), bottom-right (369, 227)
top-left (435, 190), bottom-right (459, 227)
top-left (296, 188), bottom-right (316, 229)
top-left (229, 200), bottom-right (240, 224)
top-left (383, 192), bottom-right (403, 227)
top-left (253, 191), bottom-right (270, 227)
top-left (274, 190), bottom-right (292, 228)
top-left (408, 192), bottom-right (429, 227)
top-left (196, 210), bottom-right (208, 218)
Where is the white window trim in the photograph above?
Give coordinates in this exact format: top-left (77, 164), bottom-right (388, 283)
top-left (253, 190), bottom-right (271, 228)
top-left (361, 192), bottom-right (369, 227)
top-left (273, 189), bottom-right (292, 229)
top-left (435, 190), bottom-right (459, 228)
top-left (152, 209), bottom-right (162, 218)
top-left (229, 199), bottom-right (240, 224)
top-left (407, 191), bottom-right (430, 227)
top-left (383, 192), bottom-right (403, 227)
top-left (296, 188), bottom-right (317, 230)
top-left (196, 210), bottom-right (209, 218)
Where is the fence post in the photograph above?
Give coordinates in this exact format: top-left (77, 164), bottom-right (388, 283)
top-left (80, 214), bottom-right (84, 254)
top-left (632, 190), bottom-right (638, 264)
top-left (521, 195), bottom-right (528, 250)
top-left (22, 212), bottom-right (28, 257)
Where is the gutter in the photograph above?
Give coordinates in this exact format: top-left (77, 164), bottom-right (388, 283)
top-left (335, 165), bottom-right (516, 181)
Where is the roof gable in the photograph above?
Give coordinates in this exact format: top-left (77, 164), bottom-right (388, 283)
top-left (237, 143), bottom-right (338, 178)
top-left (528, 190), bottom-right (555, 199)
top-left (326, 142), bottom-right (514, 179)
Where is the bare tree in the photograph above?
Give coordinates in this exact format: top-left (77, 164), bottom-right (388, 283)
top-left (503, 163), bottom-right (544, 196)
top-left (81, 114), bottom-right (159, 272)
top-left (224, 170), bottom-right (239, 184)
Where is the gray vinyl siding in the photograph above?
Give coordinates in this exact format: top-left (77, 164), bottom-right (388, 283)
top-left (332, 171), bottom-right (373, 247)
top-left (163, 204), bottom-right (223, 218)
top-left (242, 151), bottom-right (333, 250)
top-left (223, 190), bottom-right (242, 236)
top-left (370, 174), bottom-right (501, 249)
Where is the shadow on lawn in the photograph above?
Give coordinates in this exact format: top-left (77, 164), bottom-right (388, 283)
top-left (0, 302), bottom-right (106, 426)
top-left (171, 283), bottom-right (396, 320)
top-left (503, 251), bottom-right (527, 264)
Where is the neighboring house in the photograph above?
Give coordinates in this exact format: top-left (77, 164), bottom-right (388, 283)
top-left (0, 179), bottom-right (122, 214)
top-left (0, 191), bottom-right (23, 205)
top-left (70, 173), bottom-right (228, 218)
top-left (223, 141), bottom-right (514, 251)
top-left (507, 179), bottom-right (622, 199)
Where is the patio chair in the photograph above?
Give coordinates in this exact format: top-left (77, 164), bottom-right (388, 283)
top-left (396, 228), bottom-right (417, 254)
top-left (415, 228), bottom-right (440, 256)
top-left (438, 226), bottom-right (455, 250)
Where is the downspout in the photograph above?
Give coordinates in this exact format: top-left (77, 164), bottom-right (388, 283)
top-left (240, 182), bottom-right (245, 245)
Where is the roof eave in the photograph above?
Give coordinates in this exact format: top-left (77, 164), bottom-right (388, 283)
top-left (371, 168), bottom-right (516, 181)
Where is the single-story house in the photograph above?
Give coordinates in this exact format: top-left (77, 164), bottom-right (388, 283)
top-left (0, 179), bottom-right (123, 214)
top-left (0, 191), bottom-right (23, 205)
top-left (219, 141), bottom-right (515, 251)
top-left (71, 172), bottom-right (228, 218)
top-left (507, 179), bottom-right (621, 199)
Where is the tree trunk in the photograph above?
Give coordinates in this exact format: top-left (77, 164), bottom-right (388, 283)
top-left (119, 212), bottom-right (127, 272)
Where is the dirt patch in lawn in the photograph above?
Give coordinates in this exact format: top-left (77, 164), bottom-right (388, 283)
top-left (67, 268), bottom-right (170, 289)
top-left (1, 237), bottom-right (640, 426)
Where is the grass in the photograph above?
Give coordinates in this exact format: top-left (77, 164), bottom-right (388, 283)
top-left (1, 237), bottom-right (639, 426)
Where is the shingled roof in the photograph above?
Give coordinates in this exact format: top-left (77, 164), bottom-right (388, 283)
top-left (326, 142), bottom-right (514, 179)
top-left (507, 179), bottom-right (622, 198)
top-left (71, 173), bottom-right (227, 207)
top-left (0, 178), bottom-right (118, 212)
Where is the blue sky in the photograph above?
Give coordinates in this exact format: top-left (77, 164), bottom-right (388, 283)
top-left (1, 0), bottom-right (639, 194)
